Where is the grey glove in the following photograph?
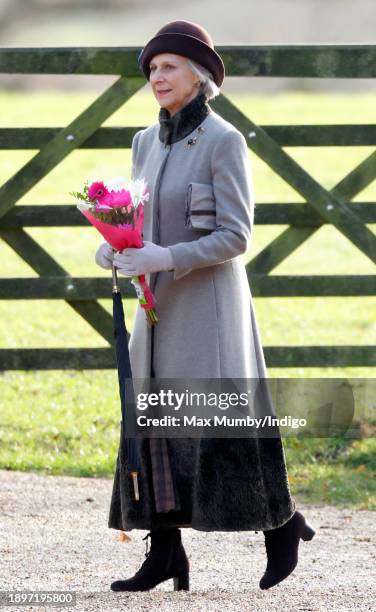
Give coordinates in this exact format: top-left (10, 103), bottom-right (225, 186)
top-left (95, 241), bottom-right (115, 270)
top-left (113, 241), bottom-right (174, 277)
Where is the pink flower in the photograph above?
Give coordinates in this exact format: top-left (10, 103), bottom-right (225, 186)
top-left (88, 181), bottom-right (109, 202)
top-left (106, 189), bottom-right (132, 208)
top-left (88, 181), bottom-right (133, 210)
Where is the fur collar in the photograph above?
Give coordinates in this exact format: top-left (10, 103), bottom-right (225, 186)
top-left (158, 92), bottom-right (211, 145)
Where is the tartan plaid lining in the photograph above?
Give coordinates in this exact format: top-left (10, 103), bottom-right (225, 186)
top-left (149, 326), bottom-right (180, 513)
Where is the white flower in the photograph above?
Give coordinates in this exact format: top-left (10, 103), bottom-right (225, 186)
top-left (128, 177), bottom-right (150, 208)
top-left (76, 201), bottom-right (93, 212)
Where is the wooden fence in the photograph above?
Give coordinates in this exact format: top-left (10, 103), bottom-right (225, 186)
top-left (0, 46), bottom-right (375, 369)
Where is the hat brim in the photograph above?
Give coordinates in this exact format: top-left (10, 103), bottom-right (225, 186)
top-left (138, 32), bottom-right (225, 87)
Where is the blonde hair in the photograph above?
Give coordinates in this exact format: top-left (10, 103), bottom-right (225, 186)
top-left (187, 59), bottom-right (221, 100)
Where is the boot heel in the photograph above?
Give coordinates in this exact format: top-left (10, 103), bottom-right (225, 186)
top-left (301, 522), bottom-right (316, 541)
top-left (173, 570), bottom-right (190, 591)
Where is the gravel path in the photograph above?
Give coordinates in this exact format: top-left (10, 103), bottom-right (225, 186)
top-left (0, 469), bottom-right (374, 611)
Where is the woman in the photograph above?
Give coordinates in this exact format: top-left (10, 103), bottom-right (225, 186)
top-left (95, 20), bottom-right (315, 592)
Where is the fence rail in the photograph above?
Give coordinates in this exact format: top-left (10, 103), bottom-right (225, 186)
top-left (1, 45), bottom-right (376, 77)
top-left (0, 45), bottom-right (375, 370)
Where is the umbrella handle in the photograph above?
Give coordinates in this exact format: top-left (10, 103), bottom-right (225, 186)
top-left (111, 249), bottom-right (120, 293)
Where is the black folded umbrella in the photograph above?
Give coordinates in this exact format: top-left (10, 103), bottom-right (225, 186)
top-left (111, 261), bottom-right (140, 501)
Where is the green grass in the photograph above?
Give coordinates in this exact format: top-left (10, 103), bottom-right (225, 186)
top-left (284, 437), bottom-right (376, 509)
top-left (0, 371), bottom-right (120, 478)
top-left (0, 88), bottom-right (375, 508)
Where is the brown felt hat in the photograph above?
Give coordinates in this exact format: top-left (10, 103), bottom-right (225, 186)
top-left (138, 20), bottom-right (225, 87)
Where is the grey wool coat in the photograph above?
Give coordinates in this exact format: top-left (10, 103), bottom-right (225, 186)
top-left (108, 92), bottom-right (295, 532)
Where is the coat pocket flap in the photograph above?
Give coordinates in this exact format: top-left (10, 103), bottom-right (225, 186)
top-left (185, 182), bottom-right (217, 231)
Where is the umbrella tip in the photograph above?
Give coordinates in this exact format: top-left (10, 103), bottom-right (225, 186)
top-left (131, 471), bottom-right (140, 501)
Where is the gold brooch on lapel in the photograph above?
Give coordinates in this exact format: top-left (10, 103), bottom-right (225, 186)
top-left (185, 125), bottom-right (206, 149)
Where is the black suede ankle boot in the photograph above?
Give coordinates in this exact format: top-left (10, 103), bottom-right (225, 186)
top-left (259, 510), bottom-right (316, 590)
top-left (110, 527), bottom-right (190, 592)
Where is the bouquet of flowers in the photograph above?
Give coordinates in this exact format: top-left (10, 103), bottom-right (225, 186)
top-left (70, 177), bottom-right (158, 325)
